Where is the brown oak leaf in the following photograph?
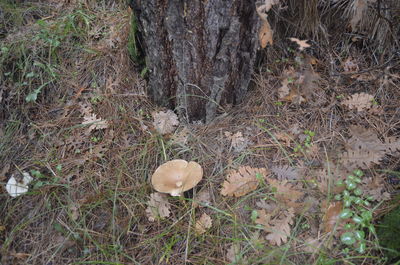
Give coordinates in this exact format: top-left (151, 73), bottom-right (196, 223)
top-left (221, 166), bottom-right (268, 197)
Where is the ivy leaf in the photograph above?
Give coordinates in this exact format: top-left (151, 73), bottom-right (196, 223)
top-left (341, 232), bottom-right (356, 245)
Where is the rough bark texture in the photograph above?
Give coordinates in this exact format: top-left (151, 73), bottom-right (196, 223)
top-left (133, 0), bottom-right (259, 123)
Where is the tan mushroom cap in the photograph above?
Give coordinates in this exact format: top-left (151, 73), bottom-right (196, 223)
top-left (151, 159), bottom-right (203, 196)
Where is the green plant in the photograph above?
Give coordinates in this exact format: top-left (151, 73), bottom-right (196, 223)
top-left (294, 130), bottom-right (315, 153)
top-left (334, 169), bottom-right (375, 254)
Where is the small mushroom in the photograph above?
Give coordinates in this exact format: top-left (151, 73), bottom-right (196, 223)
top-left (151, 159), bottom-right (203, 196)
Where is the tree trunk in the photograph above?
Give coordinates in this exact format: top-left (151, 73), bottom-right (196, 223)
top-left (132, 0), bottom-right (259, 123)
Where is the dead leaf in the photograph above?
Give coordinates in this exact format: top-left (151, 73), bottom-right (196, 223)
top-left (341, 149), bottom-right (385, 169)
top-left (362, 176), bottom-right (390, 201)
top-left (256, 1), bottom-right (280, 48)
top-left (342, 93), bottom-right (374, 112)
top-left (259, 20), bottom-right (273, 48)
top-left (195, 213), bottom-right (212, 234)
top-left (350, 0), bottom-right (369, 31)
top-left (221, 166), bottom-right (268, 197)
top-left (171, 127), bottom-right (189, 146)
top-left (384, 136), bottom-right (400, 153)
top-left (267, 179), bottom-right (304, 209)
top-left (271, 165), bottom-right (299, 181)
top-left (226, 244), bottom-right (241, 263)
top-left (145, 192), bottom-right (171, 221)
top-left (274, 132), bottom-right (293, 147)
top-left (69, 204), bottom-right (80, 221)
top-left (152, 110), bottom-right (179, 135)
top-left (224, 131), bottom-right (250, 152)
top-left (256, 208), bottom-right (295, 246)
top-left (193, 189), bottom-right (212, 207)
top-left (322, 201), bottom-right (343, 233)
top-left (289, 38), bottom-right (311, 51)
top-left (82, 113), bottom-right (109, 132)
top-left (341, 126), bottom-right (388, 169)
top-left (343, 57), bottom-right (359, 72)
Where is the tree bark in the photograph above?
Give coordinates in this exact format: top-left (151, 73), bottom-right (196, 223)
top-left (132, 0), bottom-right (259, 123)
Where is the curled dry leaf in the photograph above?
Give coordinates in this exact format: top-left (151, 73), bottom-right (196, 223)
top-left (289, 38), bottom-right (311, 51)
top-left (145, 192), bottom-right (171, 221)
top-left (256, 208), bottom-right (295, 246)
top-left (195, 213), bottom-right (212, 234)
top-left (221, 166), bottom-right (267, 197)
top-left (256, 0), bottom-right (280, 48)
top-left (152, 110), bottom-right (179, 135)
top-left (341, 93), bottom-right (374, 112)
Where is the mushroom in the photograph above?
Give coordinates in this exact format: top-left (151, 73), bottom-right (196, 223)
top-left (151, 159), bottom-right (203, 196)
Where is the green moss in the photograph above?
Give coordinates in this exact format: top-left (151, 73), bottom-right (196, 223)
top-left (377, 204), bottom-right (400, 262)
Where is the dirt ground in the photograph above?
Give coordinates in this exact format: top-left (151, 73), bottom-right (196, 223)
top-left (1, 1), bottom-right (399, 264)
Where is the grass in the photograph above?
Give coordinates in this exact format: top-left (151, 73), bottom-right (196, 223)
top-left (1, 0), bottom-right (400, 264)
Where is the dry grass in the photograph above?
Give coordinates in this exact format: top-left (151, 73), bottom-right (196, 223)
top-left (1, 0), bottom-right (399, 264)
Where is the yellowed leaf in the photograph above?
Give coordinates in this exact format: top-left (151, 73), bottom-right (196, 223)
top-left (221, 166), bottom-right (268, 197)
top-left (289, 38), bottom-right (311, 51)
top-left (195, 213), bottom-right (212, 234)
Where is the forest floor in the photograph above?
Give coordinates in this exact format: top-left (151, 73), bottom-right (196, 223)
top-left (1, 1), bottom-right (400, 264)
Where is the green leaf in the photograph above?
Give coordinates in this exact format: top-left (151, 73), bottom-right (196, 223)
top-left (334, 194), bottom-right (341, 200)
top-left (353, 169), bottom-right (364, 177)
top-left (341, 232), bottom-right (356, 245)
top-left (354, 188), bottom-right (363, 196)
top-left (344, 223), bottom-right (354, 230)
top-left (361, 211), bottom-right (372, 221)
top-left (344, 199), bottom-right (352, 208)
top-left (354, 230), bottom-right (365, 240)
top-left (345, 180), bottom-right (357, 190)
top-left (352, 215), bottom-right (363, 224)
top-left (251, 210), bottom-right (258, 222)
top-left (336, 180), bottom-right (344, 186)
top-left (356, 242), bottom-right (366, 253)
top-left (340, 209), bottom-right (353, 219)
